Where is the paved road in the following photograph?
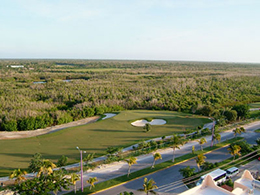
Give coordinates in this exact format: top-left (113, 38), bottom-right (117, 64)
top-left (91, 122), bottom-right (260, 195)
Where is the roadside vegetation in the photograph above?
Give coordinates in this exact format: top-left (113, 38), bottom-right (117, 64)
top-left (63, 137), bottom-right (243, 194)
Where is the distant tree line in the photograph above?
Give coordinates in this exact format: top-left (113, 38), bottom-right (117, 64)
top-left (0, 60), bottom-right (259, 131)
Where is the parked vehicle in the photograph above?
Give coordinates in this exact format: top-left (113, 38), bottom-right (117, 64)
top-left (226, 167), bottom-right (239, 178)
top-left (196, 169), bottom-right (227, 186)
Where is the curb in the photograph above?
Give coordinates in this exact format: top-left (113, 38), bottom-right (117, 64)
top-left (88, 142), bottom-right (234, 195)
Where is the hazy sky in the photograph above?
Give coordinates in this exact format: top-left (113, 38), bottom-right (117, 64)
top-left (1, 0), bottom-right (260, 62)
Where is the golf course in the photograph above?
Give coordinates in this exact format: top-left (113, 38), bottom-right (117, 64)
top-left (0, 110), bottom-right (211, 176)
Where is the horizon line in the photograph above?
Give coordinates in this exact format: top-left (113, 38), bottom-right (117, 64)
top-left (0, 58), bottom-right (260, 64)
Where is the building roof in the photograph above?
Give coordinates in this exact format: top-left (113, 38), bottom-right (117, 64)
top-left (179, 170), bottom-right (260, 195)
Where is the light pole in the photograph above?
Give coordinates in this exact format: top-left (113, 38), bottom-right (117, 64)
top-left (76, 146), bottom-right (86, 192)
top-left (211, 120), bottom-right (216, 147)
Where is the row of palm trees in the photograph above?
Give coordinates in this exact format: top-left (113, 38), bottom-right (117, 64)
top-left (195, 143), bottom-right (242, 171)
top-left (126, 152), bottom-right (163, 177)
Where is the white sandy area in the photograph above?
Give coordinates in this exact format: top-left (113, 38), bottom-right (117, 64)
top-left (131, 119), bottom-right (166, 127)
top-left (102, 113), bottom-right (116, 120)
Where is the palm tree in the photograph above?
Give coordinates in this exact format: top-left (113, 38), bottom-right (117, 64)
top-left (70, 173), bottom-right (80, 194)
top-left (84, 153), bottom-right (95, 165)
top-left (138, 177), bottom-right (158, 195)
top-left (240, 127), bottom-right (246, 133)
top-left (87, 177), bottom-right (98, 190)
top-left (37, 159), bottom-right (56, 177)
top-left (214, 133), bottom-right (221, 144)
top-left (228, 144), bottom-right (241, 160)
top-left (233, 128), bottom-right (241, 137)
top-left (151, 153), bottom-right (162, 169)
top-left (125, 157), bottom-right (137, 177)
top-left (171, 134), bottom-right (185, 162)
top-left (195, 154), bottom-right (206, 171)
top-left (51, 170), bottom-right (66, 195)
top-left (9, 168), bottom-right (27, 184)
top-left (192, 145), bottom-right (195, 154)
top-left (198, 138), bottom-right (207, 151)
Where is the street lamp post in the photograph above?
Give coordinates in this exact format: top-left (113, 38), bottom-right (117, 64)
top-left (76, 146), bottom-right (86, 192)
top-left (211, 120), bottom-right (216, 147)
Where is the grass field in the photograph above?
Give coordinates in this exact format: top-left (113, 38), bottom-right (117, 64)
top-left (0, 110), bottom-right (211, 176)
top-left (249, 102), bottom-right (260, 108)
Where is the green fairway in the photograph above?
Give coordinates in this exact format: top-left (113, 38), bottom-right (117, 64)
top-left (0, 110), bottom-right (211, 176)
top-left (249, 102), bottom-right (260, 108)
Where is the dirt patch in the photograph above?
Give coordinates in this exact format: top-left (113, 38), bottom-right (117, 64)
top-left (0, 116), bottom-right (100, 140)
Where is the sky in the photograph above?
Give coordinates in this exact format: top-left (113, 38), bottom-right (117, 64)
top-left (0, 0), bottom-right (260, 62)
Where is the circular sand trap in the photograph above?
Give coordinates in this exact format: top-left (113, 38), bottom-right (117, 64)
top-left (102, 113), bottom-right (116, 120)
top-left (131, 119), bottom-right (166, 127)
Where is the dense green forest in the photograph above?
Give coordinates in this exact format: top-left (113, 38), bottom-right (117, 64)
top-left (0, 60), bottom-right (259, 131)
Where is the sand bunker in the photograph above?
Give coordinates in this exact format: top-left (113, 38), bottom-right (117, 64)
top-left (102, 113), bottom-right (116, 120)
top-left (131, 119), bottom-right (166, 127)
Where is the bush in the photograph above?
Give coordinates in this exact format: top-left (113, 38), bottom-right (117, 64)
top-left (232, 104), bottom-right (250, 119)
top-left (0, 120), bottom-right (17, 131)
top-left (18, 117), bottom-right (35, 131)
top-left (57, 155), bottom-right (68, 167)
top-left (179, 166), bottom-right (196, 178)
top-left (224, 110), bottom-right (237, 122)
top-left (231, 141), bottom-right (253, 154)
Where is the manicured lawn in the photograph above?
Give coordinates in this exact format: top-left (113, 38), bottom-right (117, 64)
top-left (255, 129), bottom-right (260, 133)
top-left (0, 110), bottom-right (210, 176)
top-left (249, 102), bottom-right (260, 108)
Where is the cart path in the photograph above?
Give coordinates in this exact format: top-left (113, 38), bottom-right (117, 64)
top-left (0, 116), bottom-right (100, 140)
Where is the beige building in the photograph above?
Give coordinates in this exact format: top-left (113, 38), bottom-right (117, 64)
top-left (179, 170), bottom-right (260, 195)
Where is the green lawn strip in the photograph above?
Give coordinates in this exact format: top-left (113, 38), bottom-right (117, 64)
top-left (255, 129), bottom-right (260, 133)
top-left (66, 137), bottom-right (243, 195)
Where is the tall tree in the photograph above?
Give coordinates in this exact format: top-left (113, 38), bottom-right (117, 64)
top-left (198, 138), bottom-right (207, 151)
top-left (9, 169), bottom-right (27, 184)
top-left (70, 173), bottom-right (80, 194)
top-left (143, 123), bottom-right (151, 132)
top-left (13, 170), bottom-right (71, 195)
top-left (214, 133), bottom-right (221, 144)
top-left (84, 153), bottom-right (95, 165)
top-left (233, 127), bottom-right (246, 137)
top-left (151, 153), bottom-right (162, 169)
top-left (192, 145), bottom-right (195, 154)
top-left (37, 159), bottom-right (56, 177)
top-left (171, 134), bottom-right (185, 162)
top-left (28, 153), bottom-right (43, 175)
top-left (138, 177), bottom-right (158, 195)
top-left (57, 155), bottom-right (68, 167)
top-left (87, 177), bottom-right (98, 190)
top-left (125, 157), bottom-right (137, 177)
top-left (196, 154), bottom-right (206, 171)
top-left (228, 144), bottom-right (241, 160)
top-left (232, 104), bottom-right (249, 120)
